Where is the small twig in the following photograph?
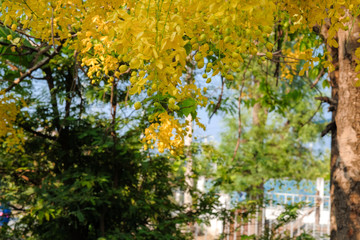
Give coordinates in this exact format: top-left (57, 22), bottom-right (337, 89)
top-left (73, 51), bottom-right (84, 117)
top-left (268, 59), bottom-right (298, 64)
top-left (120, 68), bottom-right (132, 107)
top-left (283, 19), bottom-right (290, 48)
top-left (30, 76), bottom-right (47, 80)
top-left (0, 21), bottom-right (42, 42)
top-left (209, 76), bottom-right (224, 121)
top-left (51, 7), bottom-right (57, 53)
top-left (311, 68), bottom-right (325, 88)
top-left (299, 103), bottom-right (322, 128)
top-left (274, 21), bottom-right (283, 81)
top-left (70, 51), bottom-right (78, 93)
top-left (232, 82), bottom-right (245, 161)
top-left (4, 60), bottom-right (19, 71)
top-left (77, 63), bottom-right (88, 76)
top-left (124, 85), bottom-right (130, 107)
top-left (256, 50), bottom-right (282, 57)
top-left (232, 57), bottom-right (253, 161)
top-left (1, 51), bottom-right (32, 57)
top-left (0, 40), bottom-right (45, 56)
top-left (31, 45), bottom-right (52, 66)
top-left (278, 54), bottom-right (305, 61)
top-left (22, 0), bottom-right (39, 18)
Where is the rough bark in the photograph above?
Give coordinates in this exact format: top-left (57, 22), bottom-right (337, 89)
top-left (326, 16), bottom-right (360, 240)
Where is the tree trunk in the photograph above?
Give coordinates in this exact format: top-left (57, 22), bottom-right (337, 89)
top-left (327, 16), bottom-right (360, 239)
top-left (183, 54), bottom-right (195, 234)
top-left (252, 98), bottom-right (266, 236)
top-left (184, 114), bottom-right (193, 210)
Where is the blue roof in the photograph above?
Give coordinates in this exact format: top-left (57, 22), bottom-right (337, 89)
top-left (228, 179), bottom-right (330, 207)
top-left (265, 179), bottom-right (330, 196)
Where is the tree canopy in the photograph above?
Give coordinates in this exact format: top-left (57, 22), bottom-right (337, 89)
top-left (1, 0), bottom-right (360, 239)
top-left (1, 0), bottom-right (355, 152)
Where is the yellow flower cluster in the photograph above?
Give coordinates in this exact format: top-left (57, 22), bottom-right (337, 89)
top-left (143, 112), bottom-right (184, 154)
top-left (0, 93), bottom-right (24, 152)
top-left (2, 0), bottom-right (360, 153)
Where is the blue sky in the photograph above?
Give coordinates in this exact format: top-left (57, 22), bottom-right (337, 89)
top-left (193, 97), bottom-right (332, 154)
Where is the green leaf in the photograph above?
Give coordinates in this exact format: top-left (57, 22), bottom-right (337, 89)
top-left (74, 210), bottom-right (85, 223)
top-left (322, 79), bottom-right (330, 88)
top-left (44, 212), bottom-right (50, 221)
top-left (309, 66), bottom-right (319, 79)
top-left (24, 187), bottom-right (35, 195)
top-left (178, 98), bottom-right (197, 118)
top-left (300, 42), bottom-right (307, 52)
top-left (184, 42), bottom-right (192, 55)
top-left (12, 37), bottom-right (20, 44)
top-left (0, 26), bottom-right (34, 68)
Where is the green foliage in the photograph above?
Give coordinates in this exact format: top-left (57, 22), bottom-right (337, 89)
top-left (259, 203), bottom-right (316, 240)
top-left (178, 98), bottom-right (197, 119)
top-left (0, 45), bottom-right (224, 240)
top-left (211, 56), bottom-right (329, 197)
top-left (0, 26), bottom-right (34, 68)
top-left (0, 9), bottom-right (330, 239)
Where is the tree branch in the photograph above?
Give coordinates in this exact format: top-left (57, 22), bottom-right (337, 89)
top-left (232, 57), bottom-right (253, 161)
top-left (51, 7), bottom-right (57, 53)
top-left (232, 82), bottom-right (245, 161)
top-left (31, 45), bottom-right (52, 66)
top-left (315, 96), bottom-right (337, 105)
top-left (19, 123), bottom-right (57, 141)
top-left (0, 21), bottom-right (42, 42)
top-left (311, 68), bottom-right (325, 88)
top-left (209, 76), bottom-right (224, 121)
top-left (3, 45), bottom-right (61, 92)
top-left (299, 103), bottom-right (322, 128)
top-left (44, 67), bottom-right (61, 132)
top-left (321, 121), bottom-right (336, 137)
top-left (0, 40), bottom-right (45, 56)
